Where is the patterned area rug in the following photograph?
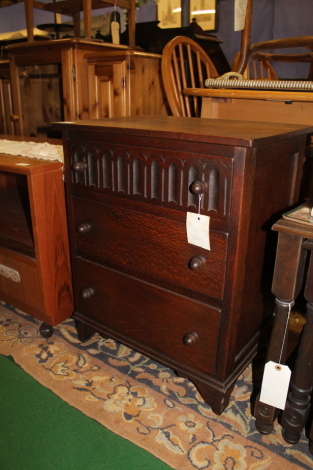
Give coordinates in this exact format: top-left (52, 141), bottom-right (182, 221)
top-left (0, 302), bottom-right (312, 470)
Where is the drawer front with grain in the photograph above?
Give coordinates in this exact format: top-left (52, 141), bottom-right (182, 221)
top-left (74, 257), bottom-right (221, 376)
top-left (72, 197), bottom-right (227, 300)
top-left (0, 246), bottom-right (44, 312)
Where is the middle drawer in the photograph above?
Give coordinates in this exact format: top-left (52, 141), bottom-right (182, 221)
top-left (72, 197), bottom-right (227, 300)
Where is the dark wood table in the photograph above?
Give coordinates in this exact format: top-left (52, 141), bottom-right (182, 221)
top-left (254, 217), bottom-right (313, 452)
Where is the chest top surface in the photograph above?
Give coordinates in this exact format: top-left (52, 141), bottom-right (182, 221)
top-left (54, 116), bottom-right (313, 148)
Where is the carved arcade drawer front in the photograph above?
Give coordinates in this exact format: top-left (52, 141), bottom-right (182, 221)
top-left (68, 139), bottom-right (233, 228)
top-left (58, 116), bottom-right (313, 415)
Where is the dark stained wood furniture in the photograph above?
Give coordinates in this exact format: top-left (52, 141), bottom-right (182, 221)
top-left (0, 138), bottom-right (73, 336)
top-left (55, 115), bottom-right (313, 414)
top-left (118, 19), bottom-right (231, 76)
top-left (254, 217), bottom-right (313, 449)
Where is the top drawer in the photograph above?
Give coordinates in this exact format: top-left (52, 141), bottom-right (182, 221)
top-left (67, 140), bottom-right (233, 222)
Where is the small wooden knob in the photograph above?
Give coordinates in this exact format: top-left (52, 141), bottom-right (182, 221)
top-left (182, 332), bottom-right (199, 346)
top-left (10, 114), bottom-right (20, 122)
top-left (190, 181), bottom-right (209, 195)
top-left (189, 256), bottom-right (206, 270)
top-left (81, 287), bottom-right (95, 299)
top-left (72, 161), bottom-right (87, 173)
top-left (76, 223), bottom-right (92, 234)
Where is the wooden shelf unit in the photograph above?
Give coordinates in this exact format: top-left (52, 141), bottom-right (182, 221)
top-left (0, 151), bottom-right (73, 333)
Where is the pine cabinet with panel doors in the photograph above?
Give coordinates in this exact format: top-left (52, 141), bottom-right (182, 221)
top-left (5, 39), bottom-right (167, 137)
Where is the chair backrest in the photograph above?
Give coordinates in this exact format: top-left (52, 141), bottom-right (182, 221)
top-left (232, 0), bottom-right (313, 80)
top-left (232, 51), bottom-right (278, 80)
top-left (232, 0), bottom-right (254, 74)
top-left (161, 36), bottom-right (219, 117)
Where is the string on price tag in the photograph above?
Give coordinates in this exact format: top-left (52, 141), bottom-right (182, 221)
top-left (186, 194), bottom-right (210, 250)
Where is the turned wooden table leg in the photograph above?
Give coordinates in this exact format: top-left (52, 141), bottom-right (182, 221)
top-left (281, 247), bottom-right (313, 444)
top-left (254, 298), bottom-right (293, 433)
top-left (254, 229), bottom-right (307, 434)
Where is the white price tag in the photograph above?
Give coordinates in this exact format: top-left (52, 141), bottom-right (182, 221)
top-left (186, 212), bottom-right (210, 250)
top-left (111, 21), bottom-right (120, 44)
top-left (259, 361), bottom-right (291, 410)
top-left (234, 0), bottom-right (248, 31)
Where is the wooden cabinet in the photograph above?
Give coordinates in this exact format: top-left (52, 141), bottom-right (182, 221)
top-left (6, 39), bottom-right (167, 137)
top-left (0, 149), bottom-right (73, 336)
top-left (56, 115), bottom-right (313, 414)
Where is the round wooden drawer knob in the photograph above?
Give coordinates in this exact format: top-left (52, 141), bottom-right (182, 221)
top-left (72, 161), bottom-right (87, 172)
top-left (182, 332), bottom-right (199, 346)
top-left (81, 287), bottom-right (95, 299)
top-left (190, 180), bottom-right (209, 195)
top-left (10, 114), bottom-right (20, 122)
top-left (189, 256), bottom-right (206, 270)
top-left (76, 223), bottom-right (92, 234)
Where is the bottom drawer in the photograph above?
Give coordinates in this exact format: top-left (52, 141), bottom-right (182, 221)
top-left (74, 258), bottom-right (221, 376)
top-left (0, 246), bottom-right (44, 312)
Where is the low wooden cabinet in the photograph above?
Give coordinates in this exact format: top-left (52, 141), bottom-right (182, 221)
top-left (6, 39), bottom-right (167, 137)
top-left (0, 150), bottom-right (73, 336)
top-left (56, 116), bottom-right (313, 414)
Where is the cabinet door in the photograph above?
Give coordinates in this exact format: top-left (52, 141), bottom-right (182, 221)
top-left (86, 53), bottom-right (167, 119)
top-left (87, 58), bottom-right (129, 118)
top-left (16, 64), bottom-right (63, 137)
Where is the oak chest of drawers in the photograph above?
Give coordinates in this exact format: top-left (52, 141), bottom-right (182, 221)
top-left (56, 116), bottom-right (312, 414)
